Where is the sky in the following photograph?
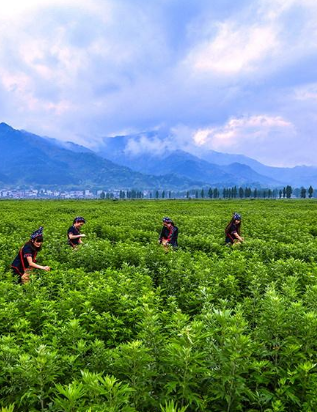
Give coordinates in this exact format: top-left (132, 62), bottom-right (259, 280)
top-left (0, 0), bottom-right (316, 167)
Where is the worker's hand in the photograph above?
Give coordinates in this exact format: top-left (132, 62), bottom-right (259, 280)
top-left (43, 266), bottom-right (51, 271)
top-left (21, 273), bottom-right (30, 283)
top-left (80, 234), bottom-right (86, 237)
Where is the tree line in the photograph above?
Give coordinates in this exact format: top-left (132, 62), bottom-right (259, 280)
top-left (99, 185), bottom-right (315, 199)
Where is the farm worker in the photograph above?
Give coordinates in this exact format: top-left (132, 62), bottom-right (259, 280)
top-left (159, 217), bottom-right (178, 251)
top-left (225, 213), bottom-right (244, 244)
top-left (67, 216), bottom-right (86, 247)
top-left (11, 226), bottom-right (50, 284)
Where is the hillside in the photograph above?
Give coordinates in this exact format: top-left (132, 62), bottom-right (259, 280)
top-left (0, 123), bottom-right (204, 189)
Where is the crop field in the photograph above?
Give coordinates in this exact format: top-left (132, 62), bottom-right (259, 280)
top-left (0, 199), bottom-right (317, 412)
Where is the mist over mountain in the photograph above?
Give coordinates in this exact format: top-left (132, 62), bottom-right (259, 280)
top-left (1, 123), bottom-right (316, 189)
top-left (42, 136), bottom-right (94, 154)
top-left (0, 123), bottom-right (204, 189)
top-left (97, 130), bottom-right (317, 187)
top-left (105, 149), bottom-right (278, 187)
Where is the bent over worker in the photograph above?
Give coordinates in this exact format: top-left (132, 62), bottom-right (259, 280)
top-left (225, 213), bottom-right (244, 244)
top-left (159, 217), bottom-right (178, 251)
top-left (11, 226), bottom-right (50, 284)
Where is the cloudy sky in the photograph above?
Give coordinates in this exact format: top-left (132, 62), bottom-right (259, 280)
top-left (0, 0), bottom-right (316, 166)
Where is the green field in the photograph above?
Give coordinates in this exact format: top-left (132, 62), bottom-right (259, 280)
top-left (0, 199), bottom-right (317, 412)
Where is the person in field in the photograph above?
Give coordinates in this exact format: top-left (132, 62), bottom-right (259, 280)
top-left (159, 217), bottom-right (178, 251)
top-left (225, 213), bottom-right (244, 244)
top-left (11, 226), bottom-right (50, 284)
top-left (67, 216), bottom-right (86, 247)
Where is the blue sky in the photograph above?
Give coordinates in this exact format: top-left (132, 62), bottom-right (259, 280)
top-left (0, 0), bottom-right (316, 167)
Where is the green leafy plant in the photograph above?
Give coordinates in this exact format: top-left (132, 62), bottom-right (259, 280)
top-left (0, 199), bottom-right (316, 411)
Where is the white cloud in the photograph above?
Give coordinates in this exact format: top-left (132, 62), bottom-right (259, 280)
top-left (0, 0), bottom-right (102, 19)
top-left (260, 0), bottom-right (317, 18)
top-left (118, 116), bottom-right (299, 167)
top-left (184, 0), bottom-right (317, 78)
top-left (186, 23), bottom-right (279, 74)
top-left (193, 128), bottom-right (214, 146)
top-left (193, 115), bottom-right (295, 151)
top-left (0, 0), bottom-right (316, 166)
top-left (125, 135), bottom-right (170, 156)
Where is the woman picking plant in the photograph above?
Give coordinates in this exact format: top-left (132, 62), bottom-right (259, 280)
top-left (159, 216), bottom-right (178, 251)
top-left (11, 226), bottom-right (50, 284)
top-left (225, 212), bottom-right (244, 244)
top-left (67, 216), bottom-right (86, 248)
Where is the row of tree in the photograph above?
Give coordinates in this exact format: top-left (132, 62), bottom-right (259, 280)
top-left (99, 186), bottom-right (315, 199)
top-left (217, 185), bottom-right (313, 199)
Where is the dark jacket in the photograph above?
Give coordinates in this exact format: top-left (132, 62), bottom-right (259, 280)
top-left (67, 225), bottom-right (81, 247)
top-left (225, 223), bottom-right (239, 244)
top-left (11, 242), bottom-right (37, 275)
top-left (159, 225), bottom-right (178, 247)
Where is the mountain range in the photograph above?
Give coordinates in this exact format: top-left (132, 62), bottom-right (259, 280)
top-left (0, 123), bottom-right (203, 189)
top-left (0, 122), bottom-right (316, 189)
top-left (96, 131), bottom-right (317, 187)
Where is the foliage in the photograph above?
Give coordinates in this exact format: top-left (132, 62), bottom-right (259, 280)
top-left (0, 199), bottom-right (316, 411)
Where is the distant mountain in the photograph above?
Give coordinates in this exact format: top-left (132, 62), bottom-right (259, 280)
top-left (126, 150), bottom-right (278, 186)
top-left (96, 131), bottom-right (167, 170)
top-left (97, 131), bottom-right (317, 187)
top-left (221, 162), bottom-right (281, 186)
top-left (43, 136), bottom-right (94, 154)
top-left (199, 149), bottom-right (317, 187)
top-left (0, 123), bottom-right (204, 189)
top-left (1, 123), bottom-right (315, 189)
top-left (97, 135), bottom-right (280, 187)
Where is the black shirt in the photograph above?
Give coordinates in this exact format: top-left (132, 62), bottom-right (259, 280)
top-left (67, 225), bottom-right (81, 246)
top-left (226, 223), bottom-right (239, 243)
top-left (159, 225), bottom-right (178, 247)
top-left (11, 243), bottom-right (37, 275)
